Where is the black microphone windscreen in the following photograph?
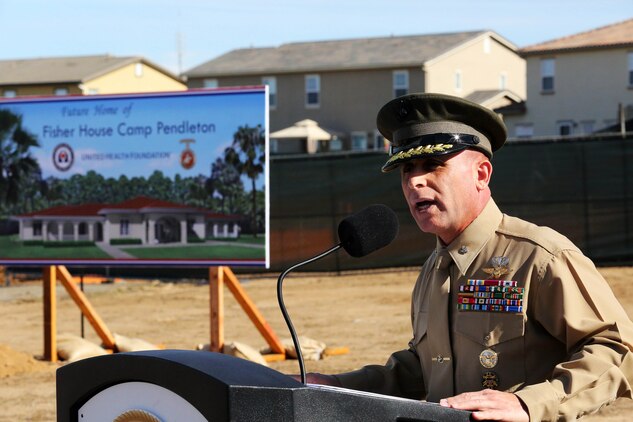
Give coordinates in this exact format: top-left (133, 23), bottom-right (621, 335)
top-left (337, 204), bottom-right (399, 258)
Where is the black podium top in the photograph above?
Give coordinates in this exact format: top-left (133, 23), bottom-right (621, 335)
top-left (57, 350), bottom-right (472, 421)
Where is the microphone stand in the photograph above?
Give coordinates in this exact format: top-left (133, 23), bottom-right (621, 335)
top-left (277, 244), bottom-right (342, 384)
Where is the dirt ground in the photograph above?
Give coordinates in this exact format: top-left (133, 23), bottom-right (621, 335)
top-left (2, 267), bottom-right (633, 421)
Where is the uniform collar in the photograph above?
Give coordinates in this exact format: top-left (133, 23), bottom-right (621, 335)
top-left (435, 198), bottom-right (502, 276)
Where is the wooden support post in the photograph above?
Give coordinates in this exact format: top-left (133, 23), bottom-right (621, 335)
top-left (209, 266), bottom-right (225, 352)
top-left (43, 266), bottom-right (57, 362)
top-left (221, 266), bottom-right (285, 355)
top-left (56, 265), bottom-right (116, 350)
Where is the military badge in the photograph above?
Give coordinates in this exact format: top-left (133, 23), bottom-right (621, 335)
top-left (483, 256), bottom-right (512, 279)
top-left (457, 256), bottom-right (524, 313)
top-left (482, 371), bottom-right (499, 389)
top-left (479, 349), bottom-right (498, 369)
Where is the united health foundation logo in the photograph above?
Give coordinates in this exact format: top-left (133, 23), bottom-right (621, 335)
top-left (52, 143), bottom-right (74, 172)
top-left (179, 138), bottom-right (196, 170)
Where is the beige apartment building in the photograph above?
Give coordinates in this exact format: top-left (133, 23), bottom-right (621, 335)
top-left (184, 31), bottom-right (525, 154)
top-left (0, 55), bottom-right (186, 98)
top-left (504, 18), bottom-right (633, 138)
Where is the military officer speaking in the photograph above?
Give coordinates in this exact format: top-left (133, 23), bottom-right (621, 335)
top-left (305, 93), bottom-right (633, 421)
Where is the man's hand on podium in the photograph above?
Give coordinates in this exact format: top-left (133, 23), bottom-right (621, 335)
top-left (439, 389), bottom-right (529, 421)
top-left (291, 372), bottom-right (343, 387)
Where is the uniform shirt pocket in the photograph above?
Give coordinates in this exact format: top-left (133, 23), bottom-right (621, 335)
top-left (456, 312), bottom-right (525, 347)
top-left (455, 312), bottom-right (526, 392)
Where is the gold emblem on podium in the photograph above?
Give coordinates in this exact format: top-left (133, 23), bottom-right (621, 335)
top-left (114, 409), bottom-right (161, 422)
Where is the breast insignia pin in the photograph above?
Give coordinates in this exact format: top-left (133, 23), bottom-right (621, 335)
top-left (483, 256), bottom-right (512, 279)
top-left (479, 348), bottom-right (498, 369)
top-left (482, 371), bottom-right (499, 389)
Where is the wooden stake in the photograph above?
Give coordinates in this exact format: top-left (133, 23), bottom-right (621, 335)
top-left (43, 266), bottom-right (57, 362)
top-left (209, 266), bottom-right (225, 352)
top-left (221, 266), bottom-right (285, 354)
top-left (56, 265), bottom-right (116, 350)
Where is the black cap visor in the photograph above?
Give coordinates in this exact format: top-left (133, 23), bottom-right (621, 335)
top-left (382, 133), bottom-right (482, 172)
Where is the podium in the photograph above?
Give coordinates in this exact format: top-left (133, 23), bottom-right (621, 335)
top-left (56, 350), bottom-right (472, 421)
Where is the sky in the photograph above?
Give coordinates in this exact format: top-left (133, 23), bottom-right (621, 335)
top-left (0, 1), bottom-right (631, 75)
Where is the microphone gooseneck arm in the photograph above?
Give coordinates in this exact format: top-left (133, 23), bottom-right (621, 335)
top-left (276, 243), bottom-right (342, 385)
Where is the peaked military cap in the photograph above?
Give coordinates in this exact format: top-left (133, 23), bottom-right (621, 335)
top-left (377, 93), bottom-right (507, 172)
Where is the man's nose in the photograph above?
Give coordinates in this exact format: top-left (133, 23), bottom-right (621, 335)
top-left (406, 171), bottom-right (427, 189)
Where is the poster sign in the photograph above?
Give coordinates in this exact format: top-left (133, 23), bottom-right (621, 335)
top-left (0, 87), bottom-right (268, 267)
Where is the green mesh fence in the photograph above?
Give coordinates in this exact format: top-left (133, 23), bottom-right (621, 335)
top-left (269, 134), bottom-right (633, 272)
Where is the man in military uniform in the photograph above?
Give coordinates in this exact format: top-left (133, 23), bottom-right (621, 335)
top-left (306, 93), bottom-right (633, 421)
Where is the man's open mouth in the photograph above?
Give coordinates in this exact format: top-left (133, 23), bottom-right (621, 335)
top-left (415, 200), bottom-right (436, 211)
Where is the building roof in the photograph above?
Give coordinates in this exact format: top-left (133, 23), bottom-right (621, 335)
top-left (0, 55), bottom-right (181, 85)
top-left (184, 30), bottom-right (517, 77)
top-left (15, 196), bottom-right (224, 218)
top-left (521, 18), bottom-right (633, 56)
top-left (465, 89), bottom-right (522, 107)
top-left (102, 196), bottom-right (194, 211)
top-left (17, 203), bottom-right (106, 217)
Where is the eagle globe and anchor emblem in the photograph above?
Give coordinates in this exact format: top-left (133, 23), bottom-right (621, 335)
top-left (179, 138), bottom-right (196, 170)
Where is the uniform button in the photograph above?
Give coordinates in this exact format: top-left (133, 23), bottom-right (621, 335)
top-left (458, 246), bottom-right (468, 255)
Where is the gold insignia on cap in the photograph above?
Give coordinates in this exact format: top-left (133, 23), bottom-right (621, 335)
top-left (483, 256), bottom-right (512, 279)
top-left (385, 143), bottom-right (454, 166)
top-left (479, 348), bottom-right (498, 369)
top-left (482, 371), bottom-right (499, 389)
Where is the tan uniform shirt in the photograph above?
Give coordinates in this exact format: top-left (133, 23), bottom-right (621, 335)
top-left (335, 199), bottom-right (633, 421)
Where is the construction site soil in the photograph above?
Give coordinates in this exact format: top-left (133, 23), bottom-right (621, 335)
top-left (2, 267), bottom-right (633, 421)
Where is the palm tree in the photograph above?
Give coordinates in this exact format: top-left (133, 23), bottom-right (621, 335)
top-left (224, 125), bottom-right (264, 236)
top-left (209, 157), bottom-right (243, 213)
top-left (0, 109), bottom-right (41, 206)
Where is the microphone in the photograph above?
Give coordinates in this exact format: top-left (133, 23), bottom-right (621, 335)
top-left (338, 204), bottom-right (400, 257)
top-left (277, 204), bottom-right (399, 384)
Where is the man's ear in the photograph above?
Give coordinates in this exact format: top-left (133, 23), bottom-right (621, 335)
top-left (475, 159), bottom-right (493, 191)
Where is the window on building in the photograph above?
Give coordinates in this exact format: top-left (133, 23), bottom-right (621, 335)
top-left (499, 73), bottom-right (507, 90)
top-left (270, 139), bottom-right (278, 154)
top-left (33, 222), bottom-right (42, 236)
top-left (203, 79), bottom-right (218, 88)
top-left (483, 37), bottom-right (491, 54)
top-left (393, 70), bottom-right (409, 97)
top-left (454, 70), bottom-right (462, 92)
top-left (3, 89), bottom-right (16, 98)
top-left (351, 132), bottom-right (368, 151)
top-left (120, 219), bottom-right (130, 236)
top-left (628, 52), bottom-right (633, 86)
top-left (373, 131), bottom-right (385, 151)
top-left (262, 76), bottom-right (277, 108)
top-left (540, 58), bottom-right (555, 92)
top-left (329, 137), bottom-right (342, 151)
top-left (580, 120), bottom-right (595, 135)
top-left (305, 74), bottom-right (320, 107)
top-left (135, 63), bottom-right (144, 77)
top-left (557, 120), bottom-right (574, 136)
top-left (514, 124), bottom-right (534, 138)
top-left (54, 87), bottom-right (69, 96)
